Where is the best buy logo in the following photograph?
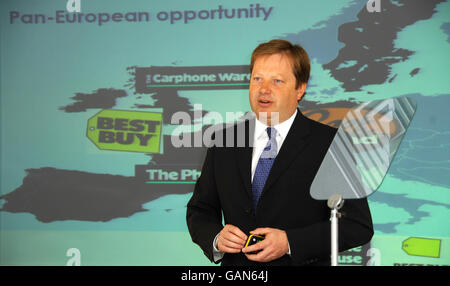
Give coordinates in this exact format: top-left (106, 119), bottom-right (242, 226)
top-left (87, 109), bottom-right (162, 153)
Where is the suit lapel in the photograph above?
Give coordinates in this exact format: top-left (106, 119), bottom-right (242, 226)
top-left (235, 118), bottom-right (255, 199)
top-left (262, 110), bottom-right (311, 194)
top-left (235, 111), bottom-right (311, 199)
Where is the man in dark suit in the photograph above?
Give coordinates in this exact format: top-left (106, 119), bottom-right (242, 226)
top-left (186, 39), bottom-right (373, 266)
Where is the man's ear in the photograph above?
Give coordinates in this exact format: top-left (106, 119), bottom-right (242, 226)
top-left (296, 83), bottom-right (307, 101)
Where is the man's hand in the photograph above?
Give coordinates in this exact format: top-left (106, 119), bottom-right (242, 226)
top-left (217, 224), bottom-right (248, 253)
top-left (242, 227), bottom-right (289, 262)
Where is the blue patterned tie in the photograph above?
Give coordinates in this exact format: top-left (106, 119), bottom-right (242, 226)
top-left (252, 127), bottom-right (278, 215)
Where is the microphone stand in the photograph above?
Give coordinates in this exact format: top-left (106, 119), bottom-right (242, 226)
top-left (327, 194), bottom-right (344, 266)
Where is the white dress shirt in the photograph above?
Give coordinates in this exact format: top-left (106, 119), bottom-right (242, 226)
top-left (213, 110), bottom-right (298, 262)
top-left (251, 110), bottom-right (297, 182)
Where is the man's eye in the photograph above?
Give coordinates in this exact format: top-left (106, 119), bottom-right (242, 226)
top-left (274, 79), bottom-right (283, 84)
top-left (253, 77), bottom-right (262, 81)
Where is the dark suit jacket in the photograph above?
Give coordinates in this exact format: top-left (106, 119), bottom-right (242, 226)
top-left (186, 110), bottom-right (373, 266)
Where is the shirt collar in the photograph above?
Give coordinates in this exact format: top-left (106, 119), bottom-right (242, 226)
top-left (254, 109), bottom-right (297, 141)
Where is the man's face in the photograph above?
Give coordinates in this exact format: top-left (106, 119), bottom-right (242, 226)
top-left (249, 53), bottom-right (306, 125)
